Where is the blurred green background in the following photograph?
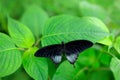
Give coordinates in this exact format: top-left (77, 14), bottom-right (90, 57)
top-left (0, 0), bottom-right (120, 80)
top-left (0, 0), bottom-right (120, 35)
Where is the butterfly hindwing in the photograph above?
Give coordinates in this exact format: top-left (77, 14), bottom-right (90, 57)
top-left (51, 55), bottom-right (62, 64)
top-left (65, 40), bottom-right (93, 64)
top-left (34, 44), bottom-right (63, 64)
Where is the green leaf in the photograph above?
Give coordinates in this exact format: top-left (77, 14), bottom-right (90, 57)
top-left (98, 37), bottom-right (112, 46)
top-left (41, 15), bottom-right (109, 46)
top-left (88, 70), bottom-right (113, 80)
top-left (77, 48), bottom-right (97, 66)
top-left (110, 57), bottom-right (120, 80)
top-left (114, 36), bottom-right (120, 54)
top-left (23, 47), bottom-right (48, 80)
top-left (8, 17), bottom-right (35, 48)
top-left (52, 61), bottom-right (87, 80)
top-left (99, 53), bottom-right (112, 66)
top-left (47, 60), bottom-right (57, 79)
top-left (79, 1), bottom-right (109, 23)
top-left (0, 33), bottom-right (22, 77)
top-left (21, 5), bottom-right (49, 39)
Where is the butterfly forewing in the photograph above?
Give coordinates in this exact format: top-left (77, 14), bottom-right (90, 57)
top-left (35, 44), bottom-right (63, 64)
top-left (65, 40), bottom-right (93, 64)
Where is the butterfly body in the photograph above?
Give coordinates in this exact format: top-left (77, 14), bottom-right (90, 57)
top-left (35, 40), bottom-right (93, 64)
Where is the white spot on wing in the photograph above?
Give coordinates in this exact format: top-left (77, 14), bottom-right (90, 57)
top-left (66, 54), bottom-right (78, 64)
top-left (51, 55), bottom-right (62, 63)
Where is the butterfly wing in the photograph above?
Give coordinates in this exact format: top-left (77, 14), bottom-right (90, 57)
top-left (34, 44), bottom-right (63, 64)
top-left (65, 40), bottom-right (93, 64)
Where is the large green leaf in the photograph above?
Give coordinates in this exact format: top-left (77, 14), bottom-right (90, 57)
top-left (52, 61), bottom-right (86, 80)
top-left (79, 1), bottom-right (109, 23)
top-left (23, 47), bottom-right (48, 80)
top-left (21, 5), bottom-right (49, 39)
top-left (110, 57), bottom-right (120, 80)
top-left (114, 36), bottom-right (120, 54)
top-left (0, 33), bottom-right (22, 77)
top-left (41, 15), bottom-right (109, 46)
top-left (8, 18), bottom-right (35, 48)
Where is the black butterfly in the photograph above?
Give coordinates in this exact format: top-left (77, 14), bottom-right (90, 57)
top-left (34, 40), bottom-right (93, 64)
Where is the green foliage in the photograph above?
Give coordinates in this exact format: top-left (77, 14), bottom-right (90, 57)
top-left (88, 0), bottom-right (114, 8)
top-left (21, 5), bottom-right (49, 39)
top-left (99, 53), bottom-right (111, 66)
top-left (110, 57), bottom-right (120, 80)
top-left (88, 70), bottom-right (113, 80)
top-left (0, 33), bottom-right (22, 77)
top-left (110, 0), bottom-right (120, 26)
top-left (42, 15), bottom-right (109, 46)
top-left (53, 61), bottom-right (86, 80)
top-left (77, 48), bottom-right (97, 66)
top-left (0, 0), bottom-right (120, 80)
top-left (52, 0), bottom-right (79, 15)
top-left (79, 1), bottom-right (109, 23)
top-left (8, 18), bottom-right (35, 48)
top-left (23, 47), bottom-right (48, 80)
top-left (114, 36), bottom-right (120, 54)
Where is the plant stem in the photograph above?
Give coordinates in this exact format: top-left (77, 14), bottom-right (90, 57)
top-left (34, 38), bottom-right (42, 46)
